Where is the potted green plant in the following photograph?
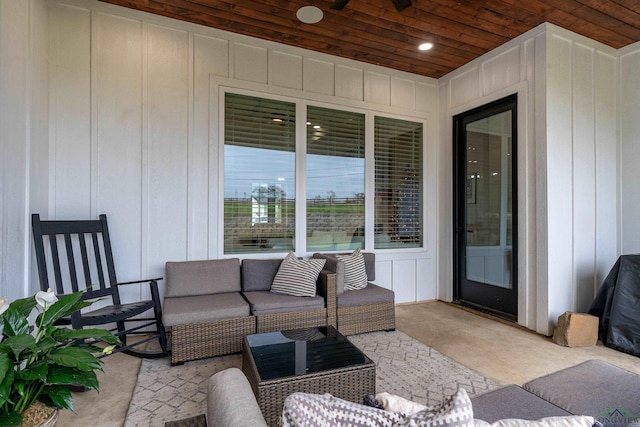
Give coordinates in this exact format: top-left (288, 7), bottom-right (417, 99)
top-left (0, 289), bottom-right (120, 427)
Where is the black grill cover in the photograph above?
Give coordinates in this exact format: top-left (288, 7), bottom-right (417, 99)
top-left (588, 254), bottom-right (640, 357)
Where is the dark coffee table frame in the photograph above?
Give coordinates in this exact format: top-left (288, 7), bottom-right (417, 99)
top-left (241, 327), bottom-right (376, 427)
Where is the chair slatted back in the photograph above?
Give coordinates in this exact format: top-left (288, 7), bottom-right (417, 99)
top-left (32, 214), bottom-right (121, 303)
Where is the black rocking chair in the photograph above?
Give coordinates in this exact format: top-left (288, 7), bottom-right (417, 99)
top-left (31, 213), bottom-right (168, 358)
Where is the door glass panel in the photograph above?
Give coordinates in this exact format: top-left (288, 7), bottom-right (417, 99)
top-left (465, 111), bottom-right (513, 289)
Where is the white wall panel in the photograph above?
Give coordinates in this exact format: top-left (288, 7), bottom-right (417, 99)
top-left (52, 4), bottom-right (91, 218)
top-left (93, 13), bottom-right (143, 284)
top-left (336, 65), bottom-right (363, 100)
top-left (303, 58), bottom-right (334, 95)
top-left (417, 82), bottom-right (436, 113)
top-left (233, 43), bottom-right (268, 84)
top-left (620, 48), bottom-right (640, 255)
top-left (192, 35), bottom-right (227, 260)
top-left (390, 77), bottom-right (415, 110)
top-left (374, 260), bottom-right (393, 291)
top-left (594, 51), bottom-right (617, 292)
top-left (571, 43), bottom-right (596, 312)
top-left (1, 1), bottom-right (31, 300)
top-left (393, 259), bottom-right (417, 303)
top-left (145, 24), bottom-right (189, 279)
top-left (545, 34), bottom-right (574, 329)
top-left (270, 51), bottom-right (303, 90)
top-left (195, 34), bottom-right (229, 78)
top-left (364, 71), bottom-right (390, 105)
top-left (481, 46), bottom-right (521, 95)
top-left (416, 258), bottom-right (436, 301)
top-left (449, 67), bottom-right (480, 109)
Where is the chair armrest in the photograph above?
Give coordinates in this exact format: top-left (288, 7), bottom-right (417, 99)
top-left (114, 278), bottom-right (163, 286)
top-left (114, 278), bottom-right (163, 307)
top-left (317, 269), bottom-right (337, 328)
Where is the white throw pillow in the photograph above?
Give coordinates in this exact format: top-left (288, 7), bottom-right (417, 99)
top-left (336, 248), bottom-right (369, 291)
top-left (376, 392), bottom-right (429, 415)
top-left (270, 252), bottom-right (326, 297)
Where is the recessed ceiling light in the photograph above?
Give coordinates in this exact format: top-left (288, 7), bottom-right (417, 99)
top-left (418, 42), bottom-right (434, 51)
top-left (297, 6), bottom-right (323, 24)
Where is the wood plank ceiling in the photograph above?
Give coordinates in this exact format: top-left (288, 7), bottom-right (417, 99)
top-left (99, 0), bottom-right (640, 79)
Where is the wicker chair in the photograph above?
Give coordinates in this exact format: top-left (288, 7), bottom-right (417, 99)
top-left (241, 258), bottom-right (337, 333)
top-left (162, 258), bottom-right (256, 365)
top-left (313, 252), bottom-right (395, 336)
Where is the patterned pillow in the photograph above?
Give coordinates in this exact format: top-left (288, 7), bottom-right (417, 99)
top-left (282, 392), bottom-right (405, 427)
top-left (336, 248), bottom-right (369, 291)
top-left (270, 252), bottom-right (326, 297)
top-left (393, 389), bottom-right (474, 427)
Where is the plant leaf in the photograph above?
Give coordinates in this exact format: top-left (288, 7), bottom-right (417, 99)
top-left (52, 328), bottom-right (120, 346)
top-left (34, 336), bottom-right (58, 354)
top-left (0, 411), bottom-right (22, 426)
top-left (2, 308), bottom-right (30, 337)
top-left (48, 347), bottom-right (103, 372)
top-left (8, 296), bottom-right (37, 318)
top-left (0, 352), bottom-right (9, 383)
top-left (47, 366), bottom-right (98, 390)
top-left (0, 334), bottom-right (37, 360)
top-left (41, 385), bottom-right (73, 411)
top-left (15, 360), bottom-right (48, 381)
top-left (39, 292), bottom-right (85, 328)
top-left (0, 353), bottom-right (13, 405)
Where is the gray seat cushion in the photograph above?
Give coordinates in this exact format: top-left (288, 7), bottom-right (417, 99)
top-left (243, 291), bottom-right (325, 315)
top-left (523, 359), bottom-right (640, 418)
top-left (162, 292), bottom-right (249, 326)
top-left (337, 283), bottom-right (394, 307)
top-left (242, 258), bottom-right (282, 292)
top-left (471, 385), bottom-right (572, 423)
top-left (165, 258), bottom-right (241, 297)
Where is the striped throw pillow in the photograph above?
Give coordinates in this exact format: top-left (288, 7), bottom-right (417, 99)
top-left (271, 252), bottom-right (326, 297)
top-left (336, 248), bottom-right (369, 291)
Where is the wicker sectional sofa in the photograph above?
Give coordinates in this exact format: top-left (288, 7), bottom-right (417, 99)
top-left (162, 257), bottom-right (336, 365)
top-left (204, 360), bottom-right (640, 427)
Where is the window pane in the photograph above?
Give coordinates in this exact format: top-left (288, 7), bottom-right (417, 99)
top-left (224, 93), bottom-right (295, 254)
top-left (374, 117), bottom-right (423, 249)
top-left (307, 106), bottom-right (365, 251)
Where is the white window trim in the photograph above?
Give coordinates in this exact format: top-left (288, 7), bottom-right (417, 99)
top-left (216, 83), bottom-right (429, 257)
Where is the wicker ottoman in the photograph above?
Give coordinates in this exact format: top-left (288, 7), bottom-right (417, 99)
top-left (242, 326), bottom-right (375, 427)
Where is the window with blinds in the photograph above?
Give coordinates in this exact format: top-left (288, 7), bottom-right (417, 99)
top-left (224, 93), bottom-right (296, 254)
top-left (374, 116), bottom-right (423, 249)
top-left (306, 106), bottom-right (365, 252)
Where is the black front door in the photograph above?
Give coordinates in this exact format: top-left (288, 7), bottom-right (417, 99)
top-left (453, 95), bottom-right (518, 321)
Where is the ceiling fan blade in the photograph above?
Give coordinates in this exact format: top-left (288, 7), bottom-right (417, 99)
top-left (331, 0), bottom-right (351, 10)
top-left (391, 0), bottom-right (412, 12)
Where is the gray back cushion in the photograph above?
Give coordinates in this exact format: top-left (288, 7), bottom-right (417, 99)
top-left (362, 252), bottom-right (375, 281)
top-left (523, 359), bottom-right (640, 418)
top-left (313, 252), bottom-right (375, 294)
top-left (242, 258), bottom-right (283, 292)
top-left (165, 258), bottom-right (241, 297)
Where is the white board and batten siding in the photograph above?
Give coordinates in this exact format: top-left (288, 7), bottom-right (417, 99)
top-left (48, 0), bottom-right (439, 305)
top-left (438, 23), bottom-right (618, 335)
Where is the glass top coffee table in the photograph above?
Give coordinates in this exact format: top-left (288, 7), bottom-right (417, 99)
top-left (242, 326), bottom-right (376, 427)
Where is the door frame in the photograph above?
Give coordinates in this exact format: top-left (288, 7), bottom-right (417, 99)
top-left (452, 94), bottom-right (518, 321)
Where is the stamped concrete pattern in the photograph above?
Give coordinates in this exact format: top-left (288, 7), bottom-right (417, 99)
top-left (125, 330), bottom-right (498, 426)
